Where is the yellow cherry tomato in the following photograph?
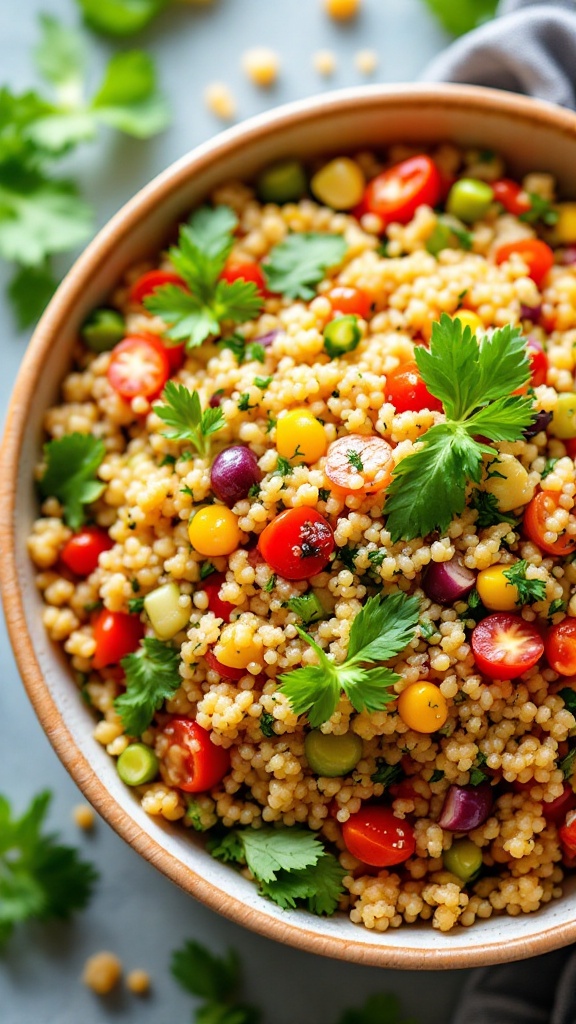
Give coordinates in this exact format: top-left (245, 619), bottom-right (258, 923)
top-left (188, 506), bottom-right (241, 556)
top-left (449, 310), bottom-right (484, 335)
top-left (276, 408), bottom-right (328, 465)
top-left (310, 157), bottom-right (365, 210)
top-left (397, 682), bottom-right (448, 734)
top-left (214, 626), bottom-right (262, 669)
top-left (551, 393), bottom-right (576, 440)
top-left (476, 566), bottom-right (518, 611)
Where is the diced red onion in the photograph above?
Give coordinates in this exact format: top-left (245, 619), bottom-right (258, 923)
top-left (254, 330), bottom-right (280, 348)
top-left (422, 556), bottom-right (476, 605)
top-left (560, 246), bottom-right (576, 266)
top-left (523, 409), bottom-right (552, 438)
top-left (520, 303), bottom-right (542, 323)
top-left (209, 391), bottom-right (225, 408)
top-left (439, 784), bottom-right (493, 832)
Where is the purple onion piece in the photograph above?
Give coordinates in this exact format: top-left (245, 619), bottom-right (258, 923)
top-left (520, 303), bottom-right (542, 323)
top-left (210, 445), bottom-right (262, 506)
top-left (254, 330), bottom-right (280, 348)
top-left (561, 246), bottom-right (576, 266)
top-left (439, 784), bottom-right (493, 832)
top-left (209, 390), bottom-right (225, 408)
top-left (422, 556), bottom-right (476, 605)
top-left (523, 409), bottom-right (552, 438)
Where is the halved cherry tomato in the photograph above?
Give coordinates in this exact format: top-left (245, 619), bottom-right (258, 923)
top-left (144, 332), bottom-right (185, 374)
top-left (205, 648), bottom-right (244, 681)
top-left (341, 805), bottom-right (416, 867)
top-left (258, 507), bottom-right (334, 581)
top-left (220, 259), bottom-right (268, 296)
top-left (92, 609), bottom-right (144, 669)
top-left (566, 438), bottom-right (576, 460)
top-left (523, 492), bottom-right (576, 557)
top-left (363, 155), bottom-right (441, 226)
top-left (385, 361), bottom-right (443, 414)
top-left (107, 335), bottom-right (171, 401)
top-left (546, 619), bottom-right (576, 676)
top-left (513, 340), bottom-right (548, 395)
top-left (542, 783), bottom-right (576, 825)
top-left (494, 239), bottom-right (554, 287)
top-left (471, 613), bottom-right (544, 680)
top-left (325, 434), bottom-right (394, 496)
top-left (128, 270), bottom-right (187, 305)
top-left (326, 286), bottom-right (371, 320)
top-left (202, 573), bottom-right (234, 624)
top-left (158, 717), bottom-right (230, 793)
top-left (559, 809), bottom-right (576, 856)
top-left (492, 179), bottom-right (531, 217)
top-left (60, 527), bottom-right (113, 577)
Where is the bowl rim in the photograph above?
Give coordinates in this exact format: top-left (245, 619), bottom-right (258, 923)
top-left (4, 82), bottom-right (576, 969)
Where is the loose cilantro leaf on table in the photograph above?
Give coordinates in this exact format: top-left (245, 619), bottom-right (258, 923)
top-left (115, 637), bottom-right (181, 735)
top-left (0, 167), bottom-right (93, 266)
top-left (154, 381), bottom-right (225, 458)
top-left (76, 0), bottom-right (168, 38)
top-left (421, 0), bottom-right (498, 36)
top-left (263, 232), bottom-right (347, 300)
top-left (39, 432), bottom-right (106, 530)
top-left (7, 263), bottom-right (57, 328)
top-left (384, 315), bottom-right (535, 542)
top-left (171, 939), bottom-right (261, 1024)
top-left (502, 560), bottom-right (547, 605)
top-left (339, 992), bottom-right (416, 1024)
top-left (0, 791), bottom-right (97, 949)
top-left (278, 592), bottom-right (420, 727)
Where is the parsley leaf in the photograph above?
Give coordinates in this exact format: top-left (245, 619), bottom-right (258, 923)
top-left (262, 232), bottom-right (347, 300)
top-left (286, 592), bottom-right (325, 624)
top-left (0, 166), bottom-right (93, 266)
top-left (502, 560), bottom-right (547, 605)
top-left (469, 752), bottom-right (489, 786)
top-left (76, 0), bottom-right (167, 37)
top-left (426, 215), bottom-right (473, 256)
top-left (347, 449), bottom-right (364, 471)
top-left (542, 457), bottom-right (559, 479)
top-left (278, 592), bottom-right (420, 726)
top-left (470, 490), bottom-right (519, 529)
top-left (549, 599), bottom-right (568, 619)
top-left (114, 637), bottom-right (181, 736)
top-left (128, 596), bottom-right (145, 614)
top-left (171, 939), bottom-right (261, 1024)
top-left (39, 432), bottom-right (106, 530)
top-left (338, 993), bottom-right (416, 1024)
top-left (154, 381), bottom-right (225, 458)
top-left (89, 51), bottom-right (170, 139)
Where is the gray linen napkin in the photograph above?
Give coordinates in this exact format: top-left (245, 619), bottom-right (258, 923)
top-left (422, 3), bottom-right (576, 1022)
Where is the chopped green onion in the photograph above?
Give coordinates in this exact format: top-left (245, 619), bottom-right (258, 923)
top-left (116, 743), bottom-right (159, 786)
top-left (323, 315), bottom-right (361, 358)
top-left (81, 308), bottom-right (125, 352)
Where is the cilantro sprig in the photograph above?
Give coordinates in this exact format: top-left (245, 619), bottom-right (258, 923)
top-left (384, 315), bottom-right (535, 542)
top-left (145, 205), bottom-right (263, 349)
top-left (114, 637), bottom-right (181, 736)
top-left (154, 381), bottom-right (225, 458)
top-left (171, 939), bottom-right (260, 1024)
top-left (39, 432), bottom-right (106, 530)
top-left (262, 232), bottom-right (347, 300)
top-left (502, 560), bottom-right (547, 605)
top-left (278, 592), bottom-right (420, 727)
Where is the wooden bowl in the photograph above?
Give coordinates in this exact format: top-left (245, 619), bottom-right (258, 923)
top-left (3, 84), bottom-right (576, 968)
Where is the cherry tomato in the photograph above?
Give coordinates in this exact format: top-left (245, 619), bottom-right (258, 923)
top-left (202, 573), bottom-right (235, 623)
top-left (327, 286), bottom-right (371, 319)
top-left (205, 648), bottom-right (245, 681)
top-left (471, 613), bottom-right (544, 680)
top-left (546, 618), bottom-right (576, 676)
top-left (542, 783), bottom-right (576, 825)
top-left (158, 717), bottom-right (230, 792)
top-left (385, 361), bottom-right (443, 414)
top-left (559, 809), bottom-right (576, 856)
top-left (513, 341), bottom-right (548, 395)
top-left (492, 179), bottom-right (531, 217)
top-left (494, 238), bottom-right (555, 287)
top-left (107, 335), bottom-right (170, 401)
top-left (363, 155), bottom-right (441, 226)
top-left (258, 507), bottom-right (334, 581)
top-left (523, 492), bottom-right (576, 557)
top-left (144, 332), bottom-right (185, 374)
top-left (92, 610), bottom-right (144, 670)
top-left (565, 438), bottom-right (576, 460)
top-left (60, 527), bottom-right (113, 577)
top-left (220, 259), bottom-right (268, 296)
top-left (325, 434), bottom-right (394, 495)
top-left (341, 805), bottom-right (416, 867)
top-left (128, 270), bottom-right (187, 305)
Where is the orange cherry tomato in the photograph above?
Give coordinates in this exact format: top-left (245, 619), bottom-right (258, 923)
top-left (258, 507), bottom-right (335, 581)
top-left (92, 610), bottom-right (144, 670)
top-left (129, 269), bottom-right (187, 305)
top-left (523, 492), bottom-right (576, 557)
top-left (471, 613), bottom-right (544, 680)
top-left (107, 335), bottom-right (171, 401)
top-left (494, 238), bottom-right (554, 287)
top-left (559, 809), bottom-right (576, 856)
top-left (546, 619), bottom-right (576, 676)
top-left (60, 527), bottom-right (113, 577)
top-left (326, 286), bottom-right (371, 320)
top-left (158, 717), bottom-right (230, 793)
top-left (202, 574), bottom-right (235, 624)
top-left (220, 258), bottom-right (268, 296)
top-left (325, 434), bottom-right (394, 495)
top-left (341, 805), bottom-right (416, 867)
top-left (385, 361), bottom-right (443, 414)
top-left (492, 179), bottom-right (531, 217)
top-left (363, 155), bottom-right (441, 226)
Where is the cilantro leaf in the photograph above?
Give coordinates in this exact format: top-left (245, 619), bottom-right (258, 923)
top-left (241, 827), bottom-right (323, 884)
top-left (426, 215), bottom-right (473, 256)
top-left (422, 0), bottom-right (498, 36)
top-left (339, 992), bottom-right (416, 1024)
top-left (346, 591), bottom-right (421, 663)
top-left (114, 637), bottom-right (181, 736)
top-left (39, 433), bottom-right (106, 530)
top-left (263, 233), bottom-right (347, 300)
top-left (7, 263), bottom-right (57, 328)
top-left (154, 381), bottom-right (225, 457)
top-left (261, 853), bottom-right (346, 915)
top-left (502, 560), bottom-right (547, 605)
top-left (0, 166), bottom-right (93, 265)
top-left (171, 940), bottom-right (240, 1001)
top-left (90, 51), bottom-right (170, 138)
top-left (76, 0), bottom-right (167, 37)
top-left (35, 14), bottom-right (86, 91)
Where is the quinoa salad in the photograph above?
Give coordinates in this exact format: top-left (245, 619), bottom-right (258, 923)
top-left (28, 143), bottom-right (576, 934)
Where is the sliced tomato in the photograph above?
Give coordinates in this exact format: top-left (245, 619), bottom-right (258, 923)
top-left (205, 648), bottom-right (244, 681)
top-left (492, 179), bottom-right (531, 217)
top-left (542, 783), bottom-right (576, 825)
top-left (143, 332), bottom-right (185, 374)
top-left (546, 619), bottom-right (576, 676)
top-left (523, 492), bottom-right (576, 557)
top-left (202, 574), bottom-right (234, 623)
top-left (107, 335), bottom-right (171, 401)
top-left (258, 507), bottom-right (334, 581)
top-left (92, 610), bottom-right (144, 670)
top-left (385, 361), bottom-right (443, 414)
top-left (471, 613), bottom-right (544, 680)
top-left (60, 527), bottom-right (113, 577)
top-left (325, 434), bottom-right (394, 496)
top-left (363, 155), bottom-right (441, 226)
top-left (341, 805), bottom-right (416, 867)
top-left (559, 808), bottom-right (576, 856)
top-left (513, 340), bottom-right (548, 395)
top-left (326, 286), bottom-right (371, 320)
top-left (129, 270), bottom-right (187, 305)
top-left (220, 259), bottom-right (268, 296)
top-left (158, 717), bottom-right (230, 793)
top-left (494, 238), bottom-right (554, 287)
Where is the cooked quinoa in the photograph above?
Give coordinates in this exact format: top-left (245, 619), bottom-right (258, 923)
top-left (29, 142), bottom-right (576, 933)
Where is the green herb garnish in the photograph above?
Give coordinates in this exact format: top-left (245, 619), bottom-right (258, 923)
top-left (39, 432), bottom-right (105, 530)
top-left (171, 939), bottom-right (260, 1024)
top-left (502, 560), bottom-right (547, 605)
top-left (262, 232), bottom-right (347, 300)
top-left (154, 380), bottom-right (225, 458)
top-left (114, 638), bottom-right (181, 736)
top-left (370, 761), bottom-right (404, 787)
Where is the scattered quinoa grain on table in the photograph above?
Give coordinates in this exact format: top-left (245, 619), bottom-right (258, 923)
top-left (312, 49), bottom-right (337, 76)
top-left (30, 140), bottom-right (576, 934)
top-left (203, 82), bottom-right (236, 120)
top-left (126, 968), bottom-right (151, 995)
top-left (354, 49), bottom-right (378, 75)
top-left (72, 803), bottom-right (96, 830)
top-left (82, 952), bottom-right (122, 995)
top-left (241, 47), bottom-right (280, 88)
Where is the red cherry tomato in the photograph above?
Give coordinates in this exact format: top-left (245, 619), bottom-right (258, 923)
top-left (158, 717), bottom-right (230, 792)
top-left (205, 649), bottom-right (244, 681)
top-left (542, 783), bottom-right (576, 825)
top-left (220, 259), bottom-right (268, 296)
top-left (494, 239), bottom-right (554, 287)
top-left (546, 619), bottom-right (576, 676)
top-left (492, 179), bottom-right (531, 217)
top-left (559, 809), bottom-right (576, 856)
top-left (565, 438), bottom-right (576, 460)
top-left (513, 341), bottom-right (548, 395)
top-left (385, 361), bottom-right (443, 414)
top-left (60, 527), bottom-right (113, 577)
top-left (92, 610), bottom-right (144, 670)
top-left (128, 270), bottom-right (187, 305)
top-left (363, 155), bottom-right (441, 226)
top-left (107, 335), bottom-right (171, 401)
top-left (523, 492), bottom-right (576, 557)
top-left (341, 805), bottom-right (416, 867)
top-left (326, 286), bottom-right (371, 320)
top-left (202, 574), bottom-right (234, 624)
top-left (258, 507), bottom-right (335, 581)
top-left (141, 332), bottom-right (185, 374)
top-left (471, 613), bottom-right (544, 680)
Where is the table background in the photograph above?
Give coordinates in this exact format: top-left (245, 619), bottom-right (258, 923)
top-left (0, 2), bottom-right (474, 1020)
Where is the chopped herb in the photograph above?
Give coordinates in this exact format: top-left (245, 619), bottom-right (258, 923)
top-left (259, 712), bottom-right (276, 737)
top-left (265, 416), bottom-right (277, 433)
top-left (127, 596), bottom-right (145, 614)
top-left (159, 453), bottom-right (177, 467)
top-left (75, 0), bottom-right (167, 37)
top-left (287, 592), bottom-right (325, 625)
top-left (200, 561), bottom-right (216, 581)
top-left (338, 546), bottom-right (358, 572)
top-left (180, 484), bottom-right (194, 498)
top-left (248, 483), bottom-right (260, 498)
top-left (83, 599), bottom-right (103, 613)
top-left (264, 574), bottom-right (277, 593)
top-left (559, 688), bottom-right (576, 715)
top-left (549, 599), bottom-right (567, 618)
top-left (274, 454), bottom-right (294, 477)
top-left (377, 239), bottom-right (390, 257)
top-left (262, 232), bottom-right (347, 300)
top-left (38, 433), bottom-right (106, 531)
top-left (430, 769), bottom-right (445, 783)
top-left (254, 375), bottom-right (273, 389)
top-left (219, 333), bottom-right (247, 363)
top-left (171, 938), bottom-right (259, 1024)
top-left (370, 761), bottom-right (404, 787)
top-left (130, 578), bottom-right (140, 593)
top-left (541, 457), bottom-right (559, 479)
top-left (426, 216), bottom-right (473, 256)
top-left (520, 193), bottom-right (559, 227)
top-left (237, 393), bottom-right (257, 412)
top-left (469, 751), bottom-right (490, 786)
top-left (318, 487), bottom-right (330, 502)
top-left (246, 342), bottom-right (265, 364)
top-left (184, 799), bottom-right (211, 833)
top-left (419, 619), bottom-right (436, 640)
top-left (114, 638), bottom-right (181, 736)
top-left (471, 489), bottom-right (519, 529)
top-left (468, 589), bottom-right (482, 609)
top-left (154, 380), bottom-right (225, 458)
top-left (560, 746), bottom-right (576, 781)
top-left (347, 449), bottom-right (364, 472)
top-left (368, 550), bottom-right (386, 567)
top-left (502, 560), bottom-right (547, 605)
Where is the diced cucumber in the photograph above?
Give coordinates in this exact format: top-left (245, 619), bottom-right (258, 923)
top-left (117, 743), bottom-right (159, 786)
top-left (144, 582), bottom-right (190, 640)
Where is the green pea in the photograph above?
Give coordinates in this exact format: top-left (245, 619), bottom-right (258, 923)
top-left (446, 178), bottom-right (494, 224)
top-left (304, 729), bottom-right (363, 777)
top-left (117, 743), bottom-right (159, 786)
top-left (81, 308), bottom-right (125, 352)
top-left (443, 838), bottom-right (483, 883)
top-left (551, 393), bottom-right (576, 440)
top-left (257, 160), bottom-right (307, 204)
